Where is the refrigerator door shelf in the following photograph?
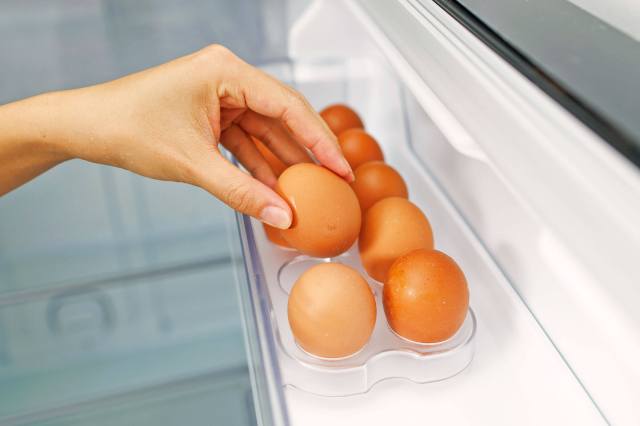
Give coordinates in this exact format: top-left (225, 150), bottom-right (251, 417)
top-left (234, 56), bottom-right (604, 424)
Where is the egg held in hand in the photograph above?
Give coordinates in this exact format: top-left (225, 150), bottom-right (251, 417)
top-left (320, 104), bottom-right (364, 136)
top-left (351, 161), bottom-right (408, 213)
top-left (288, 263), bottom-right (376, 358)
top-left (277, 163), bottom-right (361, 258)
top-left (383, 249), bottom-right (469, 343)
top-left (338, 129), bottom-right (384, 170)
top-left (262, 223), bottom-right (291, 248)
top-left (359, 197), bottom-right (434, 282)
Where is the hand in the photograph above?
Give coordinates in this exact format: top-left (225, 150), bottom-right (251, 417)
top-left (0, 45), bottom-right (353, 229)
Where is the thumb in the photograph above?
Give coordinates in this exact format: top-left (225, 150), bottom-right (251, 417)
top-left (196, 150), bottom-right (292, 229)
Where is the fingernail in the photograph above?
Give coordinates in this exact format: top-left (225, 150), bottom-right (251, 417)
top-left (260, 206), bottom-right (291, 230)
top-left (346, 170), bottom-right (355, 182)
top-left (342, 159), bottom-right (355, 182)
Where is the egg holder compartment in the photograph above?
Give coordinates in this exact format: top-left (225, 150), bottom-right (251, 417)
top-left (249, 219), bottom-right (476, 397)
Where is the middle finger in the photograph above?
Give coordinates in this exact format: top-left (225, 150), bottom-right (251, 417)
top-left (237, 110), bottom-right (313, 166)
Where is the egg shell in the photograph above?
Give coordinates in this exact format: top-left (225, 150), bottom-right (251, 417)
top-left (253, 137), bottom-right (287, 177)
top-left (359, 197), bottom-right (434, 282)
top-left (351, 161), bottom-right (408, 213)
top-left (277, 163), bottom-right (361, 258)
top-left (338, 129), bottom-right (384, 170)
top-left (288, 263), bottom-right (376, 358)
top-left (383, 249), bottom-right (469, 343)
top-left (320, 104), bottom-right (364, 136)
top-left (263, 223), bottom-right (291, 248)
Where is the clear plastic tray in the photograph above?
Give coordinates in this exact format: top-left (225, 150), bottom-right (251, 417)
top-left (237, 58), bottom-right (477, 397)
top-left (251, 231), bottom-right (475, 396)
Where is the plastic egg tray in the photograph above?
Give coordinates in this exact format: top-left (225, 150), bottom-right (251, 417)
top-left (247, 219), bottom-right (476, 396)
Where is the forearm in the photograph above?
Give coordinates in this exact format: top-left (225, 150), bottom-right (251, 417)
top-left (0, 92), bottom-right (73, 195)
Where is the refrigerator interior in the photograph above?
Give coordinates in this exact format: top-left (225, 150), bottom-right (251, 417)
top-left (241, 54), bottom-right (604, 424)
top-left (243, 0), bottom-right (639, 424)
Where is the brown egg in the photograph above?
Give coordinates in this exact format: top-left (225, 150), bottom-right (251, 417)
top-left (338, 129), bottom-right (384, 170)
top-left (359, 197), bottom-right (434, 282)
top-left (277, 163), bottom-right (361, 258)
top-left (262, 223), bottom-right (291, 248)
top-left (320, 104), bottom-right (364, 136)
top-left (288, 263), bottom-right (376, 358)
top-left (351, 161), bottom-right (408, 213)
top-left (384, 249), bottom-right (469, 343)
top-left (253, 137), bottom-right (287, 177)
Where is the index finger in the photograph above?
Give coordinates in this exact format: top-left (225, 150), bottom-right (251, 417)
top-left (218, 53), bottom-right (354, 181)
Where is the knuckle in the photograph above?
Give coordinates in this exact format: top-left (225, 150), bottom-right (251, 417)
top-left (288, 88), bottom-right (306, 106)
top-left (280, 89), bottom-right (308, 123)
top-left (209, 44), bottom-right (232, 57)
top-left (224, 182), bottom-right (253, 213)
top-left (199, 44), bottom-right (235, 63)
top-left (306, 136), bottom-right (322, 152)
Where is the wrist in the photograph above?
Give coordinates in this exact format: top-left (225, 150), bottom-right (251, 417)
top-left (1, 91), bottom-right (75, 162)
top-left (19, 87), bottom-right (119, 165)
top-left (0, 91), bottom-right (82, 194)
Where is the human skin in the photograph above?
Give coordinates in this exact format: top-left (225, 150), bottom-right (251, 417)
top-left (0, 44), bottom-right (353, 229)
